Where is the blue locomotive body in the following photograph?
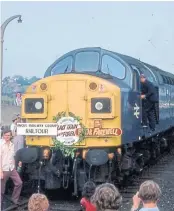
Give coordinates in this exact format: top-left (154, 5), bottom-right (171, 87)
top-left (45, 47), bottom-right (174, 144)
top-left (16, 47), bottom-right (174, 194)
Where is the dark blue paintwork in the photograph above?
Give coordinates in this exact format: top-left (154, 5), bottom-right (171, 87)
top-left (44, 47), bottom-right (174, 144)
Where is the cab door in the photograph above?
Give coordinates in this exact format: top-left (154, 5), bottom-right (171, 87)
top-left (131, 66), bottom-right (142, 124)
top-left (126, 66), bottom-right (142, 141)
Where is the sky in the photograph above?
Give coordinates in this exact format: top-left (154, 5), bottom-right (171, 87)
top-left (1, 1), bottom-right (174, 78)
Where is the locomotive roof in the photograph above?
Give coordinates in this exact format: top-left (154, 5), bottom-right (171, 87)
top-left (45, 47), bottom-right (174, 79)
top-left (100, 47), bottom-right (174, 79)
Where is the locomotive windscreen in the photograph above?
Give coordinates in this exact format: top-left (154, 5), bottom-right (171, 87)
top-left (75, 51), bottom-right (100, 72)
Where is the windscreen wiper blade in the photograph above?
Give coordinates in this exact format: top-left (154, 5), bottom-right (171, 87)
top-left (64, 65), bottom-right (69, 73)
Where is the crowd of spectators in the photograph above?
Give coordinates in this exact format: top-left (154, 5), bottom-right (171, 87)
top-left (1, 114), bottom-right (162, 211)
top-left (25, 180), bottom-right (161, 211)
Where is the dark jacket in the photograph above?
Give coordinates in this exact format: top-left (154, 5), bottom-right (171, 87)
top-left (141, 80), bottom-right (158, 102)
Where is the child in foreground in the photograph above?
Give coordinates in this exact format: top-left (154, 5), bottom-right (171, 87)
top-left (28, 193), bottom-right (49, 211)
top-left (80, 181), bottom-right (96, 211)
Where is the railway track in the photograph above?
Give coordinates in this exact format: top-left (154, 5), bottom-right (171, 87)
top-left (2, 198), bottom-right (28, 211)
top-left (120, 148), bottom-right (174, 208)
top-left (48, 147), bottom-right (174, 211)
top-left (2, 143), bottom-right (174, 211)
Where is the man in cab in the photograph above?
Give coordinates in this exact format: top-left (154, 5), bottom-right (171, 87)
top-left (140, 74), bottom-right (158, 131)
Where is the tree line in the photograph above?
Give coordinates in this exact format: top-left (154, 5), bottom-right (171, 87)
top-left (2, 75), bottom-right (41, 105)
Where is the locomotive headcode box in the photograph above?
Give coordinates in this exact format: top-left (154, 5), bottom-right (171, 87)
top-left (17, 123), bottom-right (58, 136)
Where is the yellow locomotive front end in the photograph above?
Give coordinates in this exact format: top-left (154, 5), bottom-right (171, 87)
top-left (17, 74), bottom-right (122, 193)
top-left (17, 48), bottom-right (128, 194)
top-left (21, 74), bottom-right (122, 150)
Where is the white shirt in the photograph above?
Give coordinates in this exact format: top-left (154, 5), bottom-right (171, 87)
top-left (0, 139), bottom-right (15, 171)
top-left (11, 123), bottom-right (17, 137)
top-left (15, 97), bottom-right (22, 106)
top-left (10, 123), bottom-right (17, 132)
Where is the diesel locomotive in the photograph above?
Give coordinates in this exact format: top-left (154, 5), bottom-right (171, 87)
top-left (16, 47), bottom-right (174, 195)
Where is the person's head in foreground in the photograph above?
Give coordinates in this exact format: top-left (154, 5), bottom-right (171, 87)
top-left (91, 183), bottom-right (122, 211)
top-left (82, 181), bottom-right (96, 201)
top-left (80, 181), bottom-right (97, 211)
top-left (2, 129), bottom-right (12, 142)
top-left (28, 193), bottom-right (49, 211)
top-left (132, 180), bottom-right (161, 211)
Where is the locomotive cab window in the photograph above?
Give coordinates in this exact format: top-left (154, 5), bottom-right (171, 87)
top-left (101, 55), bottom-right (126, 79)
top-left (75, 51), bottom-right (99, 72)
top-left (132, 71), bottom-right (140, 91)
top-left (131, 65), bottom-right (141, 91)
top-left (51, 56), bottom-right (73, 75)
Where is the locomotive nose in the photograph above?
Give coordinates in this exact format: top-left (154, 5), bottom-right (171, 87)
top-left (21, 74), bottom-right (122, 148)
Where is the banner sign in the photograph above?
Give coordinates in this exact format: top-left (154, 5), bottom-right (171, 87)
top-left (86, 128), bottom-right (122, 137)
top-left (17, 120), bottom-right (122, 139)
top-left (17, 123), bottom-right (58, 136)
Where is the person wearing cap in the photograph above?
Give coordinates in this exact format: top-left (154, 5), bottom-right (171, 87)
top-left (140, 74), bottom-right (158, 131)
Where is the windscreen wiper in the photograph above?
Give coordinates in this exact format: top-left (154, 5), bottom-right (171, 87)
top-left (107, 64), bottom-right (111, 75)
top-left (64, 66), bottom-right (69, 73)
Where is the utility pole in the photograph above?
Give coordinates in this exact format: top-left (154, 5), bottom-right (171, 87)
top-left (0, 15), bottom-right (22, 136)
